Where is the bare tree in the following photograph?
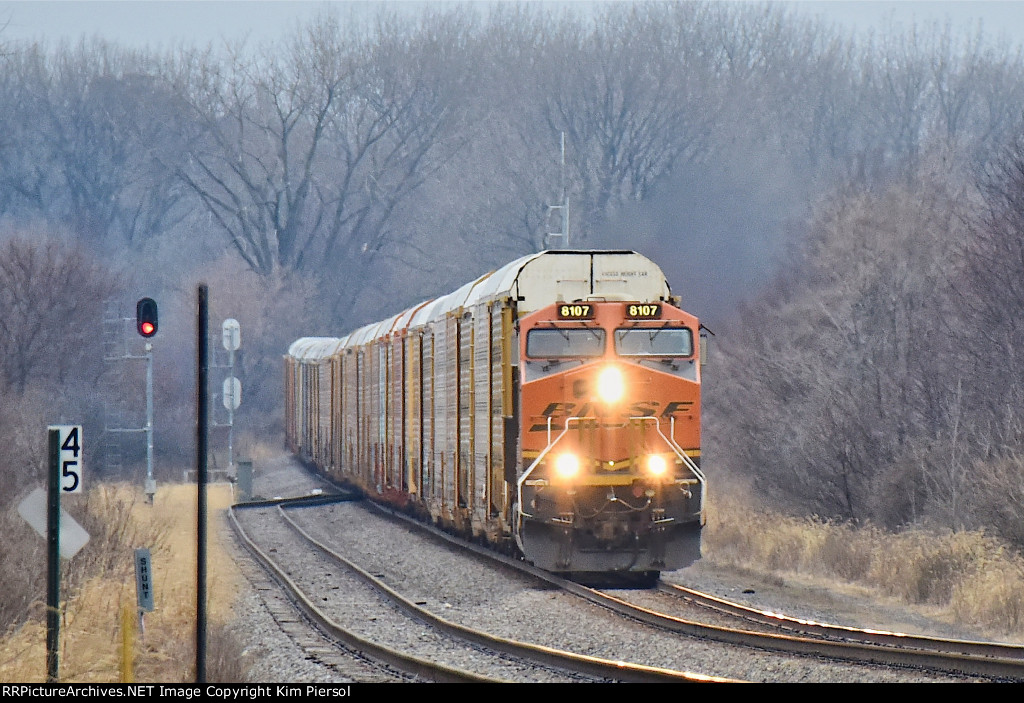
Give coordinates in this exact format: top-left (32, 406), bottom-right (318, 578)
top-left (0, 229), bottom-right (117, 395)
top-left (967, 46), bottom-right (1024, 154)
top-left (0, 40), bottom-right (191, 249)
top-left (958, 134), bottom-right (1024, 449)
top-left (531, 4), bottom-right (724, 241)
top-left (708, 164), bottom-right (970, 525)
top-left (0, 43), bottom-right (60, 218)
top-left (174, 12), bottom-right (471, 320)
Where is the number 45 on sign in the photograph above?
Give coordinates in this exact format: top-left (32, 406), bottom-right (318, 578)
top-left (50, 425), bottom-right (83, 493)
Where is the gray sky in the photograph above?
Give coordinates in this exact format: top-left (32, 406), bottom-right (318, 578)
top-left (0, 1), bottom-right (343, 50)
top-left (791, 1), bottom-right (1024, 47)
top-left (1, 1), bottom-right (1023, 51)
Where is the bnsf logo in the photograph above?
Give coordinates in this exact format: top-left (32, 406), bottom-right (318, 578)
top-left (529, 401), bottom-right (694, 432)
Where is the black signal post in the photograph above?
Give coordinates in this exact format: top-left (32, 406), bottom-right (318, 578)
top-left (196, 284), bottom-right (208, 683)
top-left (46, 429), bottom-right (60, 683)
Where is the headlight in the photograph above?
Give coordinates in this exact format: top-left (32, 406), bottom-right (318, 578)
top-left (646, 454), bottom-right (668, 477)
top-left (597, 365), bottom-right (625, 404)
top-left (554, 453), bottom-right (581, 480)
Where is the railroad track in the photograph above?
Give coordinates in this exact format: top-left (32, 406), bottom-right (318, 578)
top-left (229, 496), bottom-right (732, 683)
top-left (226, 456), bottom-right (1007, 682)
top-left (656, 581), bottom-right (1024, 662)
top-left (225, 504), bottom-right (406, 683)
top-left (581, 580), bottom-right (1024, 681)
top-left (353, 497), bottom-right (1024, 681)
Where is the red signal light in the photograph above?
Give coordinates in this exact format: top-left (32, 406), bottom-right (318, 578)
top-left (136, 297), bottom-right (158, 338)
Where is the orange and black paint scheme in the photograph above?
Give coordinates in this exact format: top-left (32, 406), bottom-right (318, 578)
top-left (515, 300), bottom-right (704, 577)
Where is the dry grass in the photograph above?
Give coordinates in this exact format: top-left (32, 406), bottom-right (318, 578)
top-left (0, 482), bottom-right (246, 683)
top-left (704, 491), bottom-right (1024, 637)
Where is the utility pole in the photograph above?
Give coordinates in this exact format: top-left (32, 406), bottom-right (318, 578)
top-left (196, 285), bottom-right (208, 683)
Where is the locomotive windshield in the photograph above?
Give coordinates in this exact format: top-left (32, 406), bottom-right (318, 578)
top-left (615, 327), bottom-right (693, 357)
top-left (526, 328), bottom-right (605, 358)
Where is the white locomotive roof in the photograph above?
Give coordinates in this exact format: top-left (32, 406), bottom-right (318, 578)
top-left (287, 337), bottom-right (343, 361)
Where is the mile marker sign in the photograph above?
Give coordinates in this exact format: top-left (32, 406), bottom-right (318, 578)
top-left (50, 425), bottom-right (83, 493)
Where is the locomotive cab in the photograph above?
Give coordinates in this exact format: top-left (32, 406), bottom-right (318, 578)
top-left (514, 298), bottom-right (705, 578)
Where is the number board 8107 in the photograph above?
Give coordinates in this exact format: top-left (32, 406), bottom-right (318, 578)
top-left (557, 304), bottom-right (595, 320)
top-left (626, 303), bottom-right (662, 319)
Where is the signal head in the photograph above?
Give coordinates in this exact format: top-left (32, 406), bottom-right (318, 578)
top-left (136, 297), bottom-right (158, 338)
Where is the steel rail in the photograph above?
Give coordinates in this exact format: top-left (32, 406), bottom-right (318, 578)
top-left (272, 503), bottom-right (738, 683)
top-left (659, 581), bottom-right (1024, 662)
top-left (228, 505), bottom-right (500, 683)
top-left (575, 582), bottom-right (1024, 681)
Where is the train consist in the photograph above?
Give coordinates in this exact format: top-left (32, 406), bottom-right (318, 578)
top-left (284, 250), bottom-right (706, 580)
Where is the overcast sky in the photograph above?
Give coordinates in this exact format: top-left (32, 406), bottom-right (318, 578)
top-left (793, 1), bottom-right (1024, 46)
top-left (1, 1), bottom-right (1024, 52)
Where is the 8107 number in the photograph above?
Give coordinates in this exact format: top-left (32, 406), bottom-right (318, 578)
top-left (558, 304), bottom-right (594, 319)
top-left (627, 303), bottom-right (661, 319)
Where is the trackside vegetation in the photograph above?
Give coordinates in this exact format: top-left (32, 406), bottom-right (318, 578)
top-left (0, 483), bottom-right (248, 683)
top-left (705, 491), bottom-right (1024, 637)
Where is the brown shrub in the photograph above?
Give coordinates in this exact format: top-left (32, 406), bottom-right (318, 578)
top-left (708, 492), bottom-right (1024, 636)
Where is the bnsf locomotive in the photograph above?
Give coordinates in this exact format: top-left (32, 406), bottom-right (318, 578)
top-left (284, 250), bottom-right (706, 580)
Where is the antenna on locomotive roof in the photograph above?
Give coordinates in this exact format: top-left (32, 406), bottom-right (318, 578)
top-left (544, 131), bottom-right (569, 251)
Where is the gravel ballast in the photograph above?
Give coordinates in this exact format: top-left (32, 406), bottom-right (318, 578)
top-left (221, 451), bottom-right (1002, 683)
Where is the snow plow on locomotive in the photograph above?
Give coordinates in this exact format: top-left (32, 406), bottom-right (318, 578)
top-left (284, 250), bottom-right (706, 580)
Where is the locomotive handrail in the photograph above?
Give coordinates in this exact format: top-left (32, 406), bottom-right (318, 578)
top-left (665, 415), bottom-right (707, 484)
top-left (630, 415), bottom-right (706, 518)
top-left (516, 414), bottom-right (707, 520)
top-left (516, 415), bottom-right (589, 519)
